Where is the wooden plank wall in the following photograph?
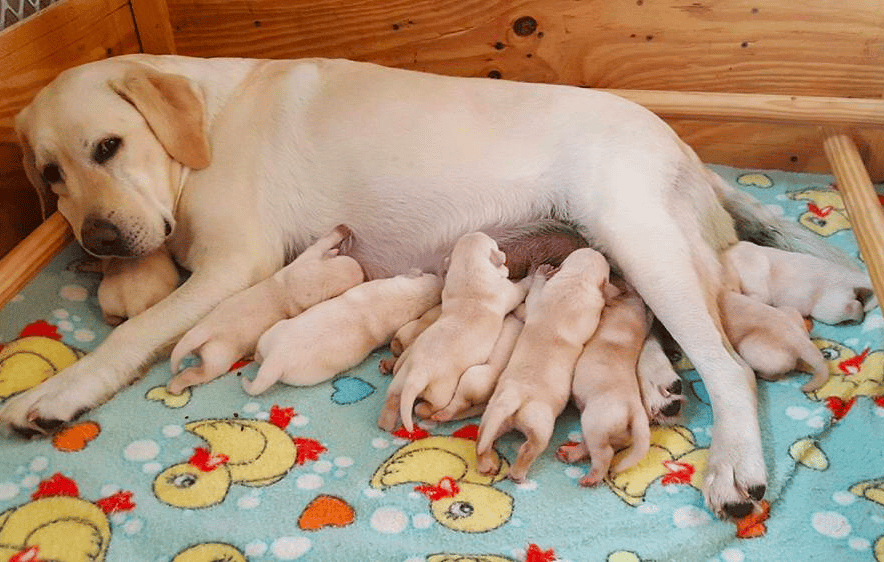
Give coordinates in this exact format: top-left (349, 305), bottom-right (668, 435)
top-left (165, 0), bottom-right (884, 176)
top-left (0, 0), bottom-right (143, 257)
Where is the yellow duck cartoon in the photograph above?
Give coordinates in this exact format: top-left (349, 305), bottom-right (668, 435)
top-left (371, 431), bottom-right (513, 533)
top-left (787, 187), bottom-right (852, 237)
top-left (171, 542), bottom-right (247, 562)
top-left (0, 320), bottom-right (84, 400)
top-left (0, 473), bottom-right (135, 562)
top-left (154, 405), bottom-right (325, 509)
top-left (851, 478), bottom-right (884, 561)
top-left (806, 339), bottom-right (884, 404)
top-left (605, 425), bottom-right (708, 506)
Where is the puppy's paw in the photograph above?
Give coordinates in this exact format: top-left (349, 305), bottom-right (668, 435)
top-left (704, 440), bottom-right (768, 519)
top-left (98, 249), bottom-right (179, 323)
top-left (640, 374), bottom-right (684, 424)
top-left (555, 441), bottom-right (588, 464)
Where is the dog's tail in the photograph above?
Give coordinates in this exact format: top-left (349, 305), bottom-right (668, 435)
top-left (169, 326), bottom-right (209, 374)
top-left (613, 412), bottom-right (652, 474)
top-left (706, 167), bottom-right (862, 271)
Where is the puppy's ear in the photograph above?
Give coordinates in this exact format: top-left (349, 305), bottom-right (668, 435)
top-left (110, 66), bottom-right (211, 169)
top-left (490, 248), bottom-right (507, 268)
top-left (14, 114), bottom-right (52, 219)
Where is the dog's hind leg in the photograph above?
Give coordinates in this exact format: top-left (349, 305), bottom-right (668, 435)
top-left (589, 178), bottom-right (766, 519)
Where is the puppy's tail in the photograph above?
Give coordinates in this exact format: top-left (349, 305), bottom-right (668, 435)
top-left (170, 326), bottom-right (209, 374)
top-left (613, 412), bottom-right (652, 474)
top-left (707, 167), bottom-right (862, 271)
top-left (799, 342), bottom-right (832, 393)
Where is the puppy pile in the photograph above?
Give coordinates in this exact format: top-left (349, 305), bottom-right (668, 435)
top-left (169, 226), bottom-right (875, 485)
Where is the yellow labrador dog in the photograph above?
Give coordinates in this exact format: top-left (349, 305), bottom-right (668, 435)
top-left (8, 53), bottom-right (860, 518)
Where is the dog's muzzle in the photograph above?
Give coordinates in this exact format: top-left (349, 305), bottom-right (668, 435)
top-left (81, 215), bottom-right (132, 257)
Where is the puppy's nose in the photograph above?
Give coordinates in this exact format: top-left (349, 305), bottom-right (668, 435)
top-left (81, 215), bottom-right (129, 257)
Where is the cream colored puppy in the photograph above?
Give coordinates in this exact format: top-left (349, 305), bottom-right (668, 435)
top-left (725, 241), bottom-right (875, 325)
top-left (166, 225), bottom-right (363, 394)
top-left (428, 304), bottom-right (527, 422)
top-left (556, 282), bottom-right (652, 486)
top-left (477, 248), bottom-right (609, 482)
top-left (247, 271), bottom-right (442, 394)
top-left (378, 232), bottom-right (529, 432)
top-left (720, 290), bottom-right (829, 392)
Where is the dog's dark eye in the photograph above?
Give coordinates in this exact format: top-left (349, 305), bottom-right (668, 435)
top-left (93, 136), bottom-right (122, 164)
top-left (40, 163), bottom-right (62, 184)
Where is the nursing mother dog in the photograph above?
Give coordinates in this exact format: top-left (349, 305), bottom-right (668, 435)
top-left (7, 54), bottom-right (858, 519)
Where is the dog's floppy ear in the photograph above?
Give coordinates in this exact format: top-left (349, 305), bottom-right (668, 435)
top-left (110, 66), bottom-right (211, 169)
top-left (14, 113), bottom-right (52, 219)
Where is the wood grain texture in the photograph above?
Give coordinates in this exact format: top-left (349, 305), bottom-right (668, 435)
top-left (0, 212), bottom-right (72, 308)
top-left (166, 0), bottom-right (884, 98)
top-left (0, 0), bottom-right (140, 258)
top-left (130, 0), bottom-right (176, 54)
top-left (823, 132), bottom-right (884, 307)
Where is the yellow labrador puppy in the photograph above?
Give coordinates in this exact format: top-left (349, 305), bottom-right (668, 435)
top-left (247, 271), bottom-right (442, 394)
top-left (476, 248), bottom-right (609, 482)
top-left (725, 241), bottom-right (875, 325)
top-left (556, 282), bottom-right (652, 486)
top-left (428, 306), bottom-right (526, 422)
top-left (378, 232), bottom-right (528, 432)
top-left (720, 290), bottom-right (830, 392)
top-left (166, 225), bottom-right (364, 394)
top-left (11, 54), bottom-right (860, 517)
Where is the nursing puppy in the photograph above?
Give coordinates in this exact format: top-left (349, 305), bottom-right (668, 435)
top-left (477, 248), bottom-right (609, 482)
top-left (720, 290), bottom-right (830, 392)
top-left (427, 304), bottom-right (527, 422)
top-left (166, 225), bottom-right (363, 394)
top-left (378, 232), bottom-right (528, 432)
top-left (13, 54), bottom-right (859, 516)
top-left (556, 282), bottom-right (652, 486)
top-left (725, 241), bottom-right (875, 324)
top-left (246, 271), bottom-right (442, 394)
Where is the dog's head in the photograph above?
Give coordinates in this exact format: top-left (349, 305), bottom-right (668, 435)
top-left (15, 57), bottom-right (211, 258)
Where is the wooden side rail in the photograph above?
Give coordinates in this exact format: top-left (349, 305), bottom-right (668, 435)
top-left (0, 212), bottom-right (72, 307)
top-left (604, 90), bottom-right (884, 128)
top-left (823, 132), bottom-right (884, 308)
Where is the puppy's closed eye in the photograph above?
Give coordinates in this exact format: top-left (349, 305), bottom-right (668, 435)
top-left (93, 136), bottom-right (122, 164)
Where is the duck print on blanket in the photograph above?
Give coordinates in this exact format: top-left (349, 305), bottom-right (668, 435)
top-left (0, 320), bottom-right (84, 400)
top-left (370, 426), bottom-right (514, 533)
top-left (0, 473), bottom-right (134, 562)
top-left (153, 405), bottom-right (325, 509)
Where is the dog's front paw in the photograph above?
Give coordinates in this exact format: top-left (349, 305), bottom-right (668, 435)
top-left (704, 439), bottom-right (768, 519)
top-left (0, 367), bottom-right (96, 437)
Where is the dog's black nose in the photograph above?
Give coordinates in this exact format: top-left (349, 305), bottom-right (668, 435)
top-left (81, 215), bottom-right (129, 257)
